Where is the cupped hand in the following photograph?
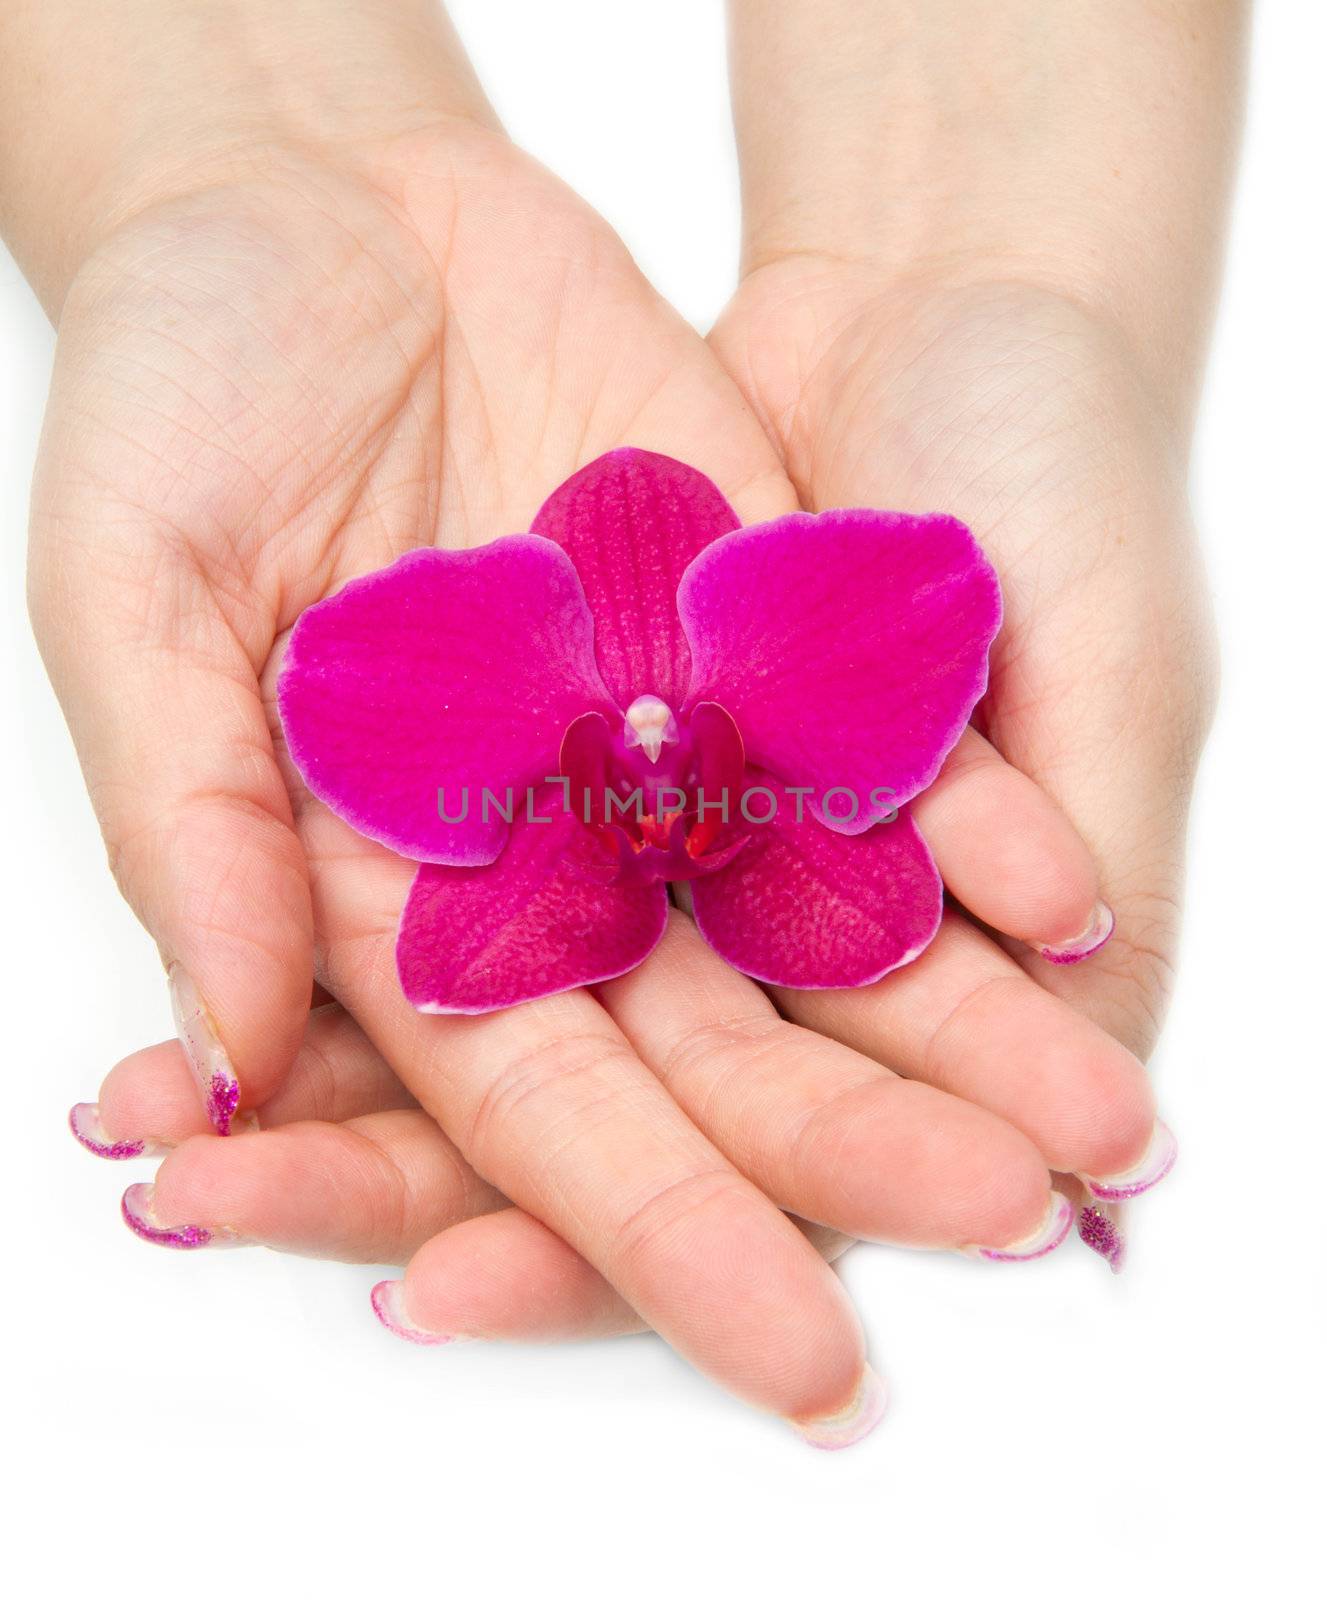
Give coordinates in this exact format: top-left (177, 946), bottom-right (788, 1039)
top-left (712, 265), bottom-right (1215, 1072)
top-left (45, 123), bottom-right (1165, 1437)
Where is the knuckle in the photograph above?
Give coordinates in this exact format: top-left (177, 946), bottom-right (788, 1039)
top-left (611, 1167), bottom-right (746, 1269)
top-left (462, 1032), bottom-right (637, 1173)
top-left (652, 1012), bottom-right (786, 1103)
top-left (785, 1073), bottom-right (881, 1179)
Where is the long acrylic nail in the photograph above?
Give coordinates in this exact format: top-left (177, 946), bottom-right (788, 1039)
top-left (168, 963), bottom-right (240, 1135)
top-left (1077, 1201), bottom-right (1128, 1273)
top-left (1080, 1120), bottom-right (1177, 1201)
top-left (370, 1280), bottom-right (464, 1346)
top-left (967, 1190), bottom-right (1074, 1263)
top-left (1033, 900), bottom-right (1115, 965)
top-left (69, 1103), bottom-right (167, 1161)
top-left (120, 1182), bottom-right (243, 1251)
top-left (790, 1366), bottom-right (888, 1451)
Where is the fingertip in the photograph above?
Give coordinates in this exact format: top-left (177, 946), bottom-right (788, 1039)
top-left (96, 1040), bottom-right (211, 1146)
top-left (789, 1365), bottom-right (888, 1450)
top-left (403, 1211), bottom-right (637, 1341)
top-left (156, 801), bottom-right (313, 1121)
top-left (917, 732), bottom-right (1100, 947)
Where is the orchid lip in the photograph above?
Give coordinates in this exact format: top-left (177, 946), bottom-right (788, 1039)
top-left (559, 698), bottom-right (747, 886)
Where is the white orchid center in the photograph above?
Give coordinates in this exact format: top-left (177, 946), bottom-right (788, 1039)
top-left (623, 695), bottom-right (679, 764)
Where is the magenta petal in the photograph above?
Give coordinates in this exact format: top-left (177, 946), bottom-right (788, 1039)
top-left (531, 449), bottom-right (740, 709)
top-left (690, 790), bottom-right (943, 988)
top-left (279, 540), bottom-right (611, 866)
top-left (677, 510), bottom-right (1001, 830)
top-left (396, 787), bottom-right (668, 1013)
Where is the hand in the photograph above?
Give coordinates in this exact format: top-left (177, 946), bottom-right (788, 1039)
top-left (31, 3), bottom-right (1166, 1439)
top-left (712, 266), bottom-right (1216, 1066)
top-left (701, 0), bottom-right (1240, 1256)
top-left (81, 1007), bottom-right (857, 1337)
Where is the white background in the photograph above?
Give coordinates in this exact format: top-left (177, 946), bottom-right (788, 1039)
top-left (4, 4), bottom-right (1322, 1595)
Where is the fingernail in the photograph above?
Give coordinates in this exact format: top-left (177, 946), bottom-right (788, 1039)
top-left (967, 1190), bottom-right (1074, 1263)
top-left (168, 963), bottom-right (240, 1135)
top-left (1033, 900), bottom-right (1115, 965)
top-left (370, 1280), bottom-right (463, 1346)
top-left (120, 1182), bottom-right (244, 1251)
top-left (1080, 1120), bottom-right (1177, 1201)
top-left (1077, 1202), bottom-right (1127, 1273)
top-left (790, 1366), bottom-right (888, 1451)
top-left (69, 1103), bottom-right (167, 1161)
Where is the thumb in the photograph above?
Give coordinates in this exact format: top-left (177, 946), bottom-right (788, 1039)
top-left (30, 521), bottom-right (312, 1134)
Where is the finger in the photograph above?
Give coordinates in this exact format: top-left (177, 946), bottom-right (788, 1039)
top-left (780, 911), bottom-right (1166, 1190)
top-left (913, 727), bottom-right (1108, 955)
top-left (29, 503), bottom-right (311, 1131)
top-left (310, 839), bottom-right (878, 1438)
top-left (999, 691), bottom-right (1207, 1059)
top-left (598, 913), bottom-right (1065, 1257)
top-left (71, 1003), bottom-right (415, 1157)
top-left (374, 1209), bottom-right (856, 1345)
top-left (118, 1110), bottom-right (502, 1262)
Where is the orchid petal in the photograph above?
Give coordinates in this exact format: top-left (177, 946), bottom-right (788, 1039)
top-left (396, 786), bottom-right (668, 1013)
top-left (677, 510), bottom-right (1001, 830)
top-left (690, 781), bottom-right (943, 988)
top-left (531, 448), bottom-right (739, 709)
top-left (279, 540), bottom-right (611, 866)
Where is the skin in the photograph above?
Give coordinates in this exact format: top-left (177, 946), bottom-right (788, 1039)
top-left (3, 2), bottom-right (1240, 1429)
top-left (718, 0), bottom-right (1241, 1062)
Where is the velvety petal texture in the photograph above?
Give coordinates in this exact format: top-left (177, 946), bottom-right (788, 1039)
top-left (278, 453), bottom-right (999, 1014)
top-left (531, 448), bottom-right (740, 710)
top-left (397, 787), bottom-right (668, 1013)
top-left (690, 784), bottom-right (943, 989)
top-left (279, 540), bottom-right (611, 866)
top-left (677, 510), bottom-right (1001, 831)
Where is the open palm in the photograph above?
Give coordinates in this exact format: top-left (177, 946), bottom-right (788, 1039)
top-left (49, 127), bottom-right (1167, 1432)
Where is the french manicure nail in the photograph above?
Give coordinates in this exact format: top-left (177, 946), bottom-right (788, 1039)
top-left (1077, 1202), bottom-right (1127, 1273)
top-left (967, 1190), bottom-right (1074, 1263)
top-left (1080, 1121), bottom-right (1177, 1201)
top-left (168, 963), bottom-right (240, 1135)
top-left (69, 1103), bottom-right (167, 1161)
top-left (1033, 900), bottom-right (1115, 965)
top-left (790, 1366), bottom-right (888, 1451)
top-left (120, 1182), bottom-right (243, 1251)
top-left (370, 1280), bottom-right (463, 1346)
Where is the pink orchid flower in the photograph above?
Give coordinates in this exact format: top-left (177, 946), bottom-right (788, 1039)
top-left (278, 450), bottom-right (1001, 1013)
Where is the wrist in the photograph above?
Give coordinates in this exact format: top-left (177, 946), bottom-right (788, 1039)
top-left (728, 0), bottom-right (1247, 399)
top-left (0, 0), bottom-right (495, 312)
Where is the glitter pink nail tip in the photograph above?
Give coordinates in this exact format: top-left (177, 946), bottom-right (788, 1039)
top-left (976, 1191), bottom-right (1074, 1263)
top-left (792, 1367), bottom-right (888, 1451)
top-left (69, 1103), bottom-right (159, 1161)
top-left (120, 1183), bottom-right (215, 1250)
top-left (205, 1071), bottom-right (241, 1138)
top-left (370, 1280), bottom-right (455, 1346)
top-left (1034, 901), bottom-right (1115, 966)
top-left (1082, 1121), bottom-right (1178, 1201)
top-left (1077, 1204), bottom-right (1127, 1273)
top-left (169, 965), bottom-right (241, 1136)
